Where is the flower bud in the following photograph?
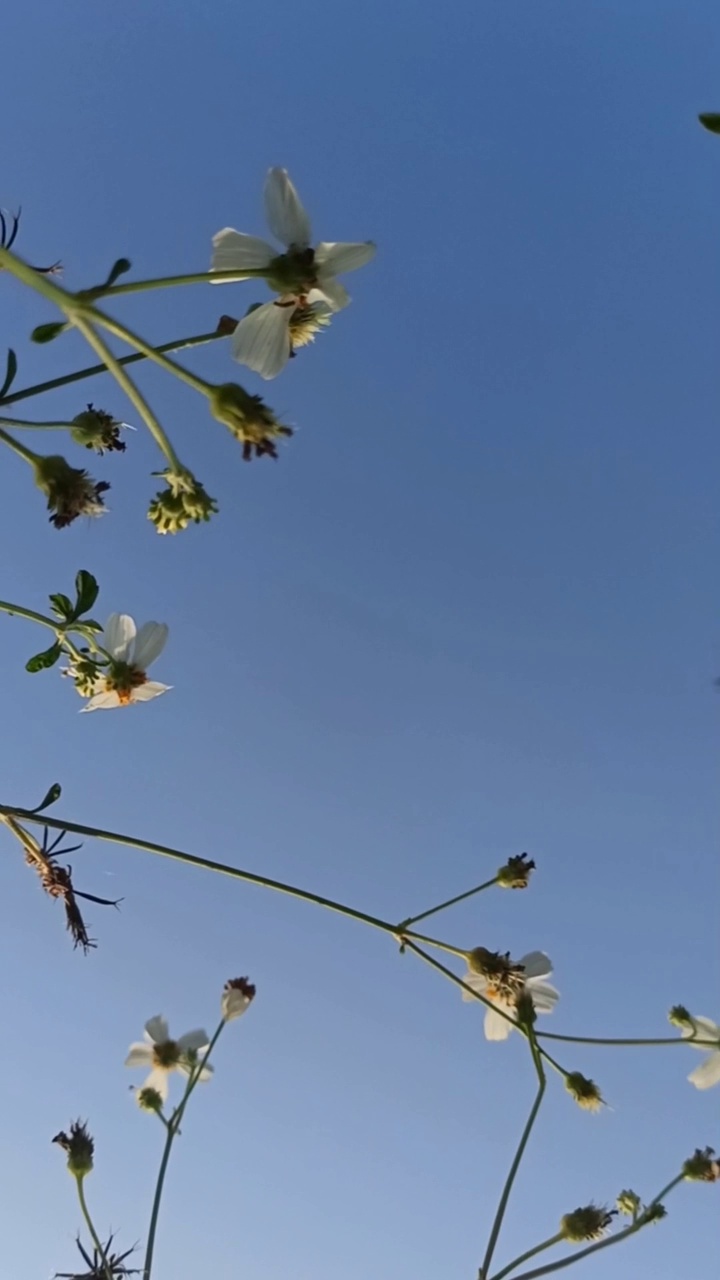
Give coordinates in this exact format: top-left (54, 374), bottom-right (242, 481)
top-left (222, 976), bottom-right (257, 1022)
top-left (560, 1205), bottom-right (616, 1243)
top-left (616, 1189), bottom-right (641, 1217)
top-left (668, 1005), bottom-right (694, 1030)
top-left (564, 1072), bottom-right (604, 1112)
top-left (497, 853), bottom-right (535, 889)
top-left (33, 455), bottom-right (109, 528)
top-left (642, 1202), bottom-right (667, 1223)
top-left (52, 1120), bottom-right (94, 1178)
top-left (208, 382), bottom-right (293, 460)
top-left (683, 1147), bottom-right (720, 1182)
top-left (70, 405), bottom-right (126, 454)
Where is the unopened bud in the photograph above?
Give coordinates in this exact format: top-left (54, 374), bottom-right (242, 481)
top-left (560, 1205), bottom-right (616, 1243)
top-left (52, 1120), bottom-right (94, 1177)
top-left (497, 853), bottom-right (536, 889)
top-left (564, 1072), bottom-right (604, 1112)
top-left (208, 383), bottom-right (293, 461)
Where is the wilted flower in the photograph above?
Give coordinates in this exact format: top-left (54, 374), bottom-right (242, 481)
top-left (33, 454), bottom-right (109, 528)
top-left (208, 382), bottom-right (293, 459)
top-left (681, 1016), bottom-right (720, 1090)
top-left (124, 1015), bottom-right (213, 1102)
top-left (211, 167), bottom-right (375, 309)
top-left (462, 947), bottom-right (559, 1040)
top-left (560, 1205), bottom-right (616, 1243)
top-left (497, 853), bottom-right (536, 889)
top-left (683, 1147), bottom-right (720, 1182)
top-left (67, 613), bottom-right (170, 711)
top-left (227, 294), bottom-right (333, 380)
top-left (222, 976), bottom-right (256, 1022)
top-left (52, 1120), bottom-right (94, 1178)
top-left (564, 1072), bottom-right (604, 1112)
top-left (70, 405), bottom-right (128, 455)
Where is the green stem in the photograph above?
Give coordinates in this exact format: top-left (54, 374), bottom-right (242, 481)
top-left (1, 330), bottom-right (224, 407)
top-left (0, 416), bottom-right (72, 430)
top-left (480, 1030), bottom-right (546, 1279)
top-left (499, 1176), bottom-right (684, 1280)
top-left (75, 1176), bottom-right (114, 1280)
top-left (0, 599), bottom-right (60, 631)
top-left (489, 1235), bottom-right (563, 1280)
top-left (143, 1022), bottom-right (225, 1280)
top-left (0, 424), bottom-right (39, 465)
top-left (398, 877), bottom-right (498, 930)
top-left (0, 246), bottom-right (78, 311)
top-left (91, 268), bottom-right (268, 298)
top-left (72, 318), bottom-right (184, 471)
top-left (536, 1032), bottom-right (690, 1048)
top-left (401, 928), bottom-right (469, 958)
top-left (88, 306), bottom-right (211, 397)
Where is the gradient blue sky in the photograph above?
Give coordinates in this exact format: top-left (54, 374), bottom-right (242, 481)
top-left (1, 3), bottom-right (718, 1278)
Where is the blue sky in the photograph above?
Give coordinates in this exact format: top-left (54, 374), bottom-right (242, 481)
top-left (1, 2), bottom-right (718, 1277)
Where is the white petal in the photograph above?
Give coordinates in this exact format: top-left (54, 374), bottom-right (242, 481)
top-left (528, 981), bottom-right (560, 1013)
top-left (131, 622), bottom-right (168, 670)
top-left (230, 301), bottom-right (293, 379)
top-left (177, 1029), bottom-right (210, 1053)
top-left (684, 1016), bottom-right (720, 1047)
top-left (80, 691), bottom-right (120, 712)
top-left (264, 168), bottom-right (311, 248)
top-left (102, 613), bottom-right (136, 661)
top-left (179, 1061), bottom-right (214, 1083)
top-left (461, 970), bottom-right (487, 1002)
top-left (519, 952), bottom-right (553, 980)
top-left (124, 1043), bottom-right (154, 1068)
top-left (144, 1015), bottom-right (169, 1044)
top-left (312, 277), bottom-right (351, 312)
top-left (130, 682), bottom-right (172, 703)
top-left (688, 1051), bottom-right (720, 1090)
top-left (210, 229), bottom-right (276, 279)
top-left (315, 241), bottom-right (376, 274)
top-left (143, 1068), bottom-right (170, 1101)
top-left (485, 1005), bottom-right (514, 1041)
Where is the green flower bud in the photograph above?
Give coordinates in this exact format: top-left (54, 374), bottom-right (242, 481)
top-left (70, 404), bottom-right (126, 455)
top-left (135, 1086), bottom-right (164, 1113)
top-left (497, 853), bottom-right (536, 889)
top-left (33, 455), bottom-right (109, 528)
top-left (641, 1202), bottom-right (667, 1223)
top-left (616, 1189), bottom-right (641, 1217)
top-left (208, 382), bottom-right (293, 461)
top-left (52, 1120), bottom-right (94, 1178)
top-left (560, 1205), bottom-right (616, 1243)
top-left (564, 1072), bottom-right (604, 1113)
top-left (683, 1147), bottom-right (720, 1182)
top-left (668, 1005), bottom-right (694, 1030)
top-left (147, 471), bottom-right (218, 534)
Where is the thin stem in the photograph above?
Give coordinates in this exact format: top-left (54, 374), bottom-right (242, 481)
top-left (401, 928), bottom-right (469, 958)
top-left (72, 318), bottom-right (183, 471)
top-left (0, 599), bottom-right (60, 632)
top-left (1, 330), bottom-right (224, 407)
top-left (0, 806), bottom-right (403, 939)
top-left (75, 1176), bottom-right (114, 1280)
top-left (0, 416), bottom-right (72, 430)
top-left (0, 246), bottom-right (78, 311)
top-left (91, 268), bottom-right (268, 298)
top-left (502, 1175), bottom-right (685, 1280)
top-left (536, 1032), bottom-right (691, 1048)
top-left (0, 424), bottom-right (39, 465)
top-left (88, 306), bottom-right (211, 397)
top-left (143, 1022), bottom-right (225, 1280)
top-left (489, 1236), bottom-right (563, 1280)
top-left (480, 1029), bottom-right (546, 1279)
top-left (399, 877), bottom-right (498, 930)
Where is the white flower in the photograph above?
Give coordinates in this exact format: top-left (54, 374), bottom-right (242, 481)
top-left (228, 292), bottom-right (333, 380)
top-left (462, 949), bottom-right (560, 1041)
top-left (75, 613), bottom-right (170, 711)
top-left (124, 1015), bottom-right (213, 1102)
top-left (682, 1016), bottom-right (720, 1090)
top-left (211, 167), bottom-right (375, 314)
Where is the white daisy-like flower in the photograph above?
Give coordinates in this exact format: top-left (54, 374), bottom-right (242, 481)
top-left (682, 1016), bottom-right (720, 1090)
top-left (462, 948), bottom-right (560, 1041)
top-left (211, 167), bottom-right (375, 313)
top-left (124, 1015), bottom-right (213, 1102)
top-left (73, 613), bottom-right (170, 711)
top-left (228, 293), bottom-right (334, 380)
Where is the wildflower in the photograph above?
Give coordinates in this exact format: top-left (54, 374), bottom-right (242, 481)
top-left (148, 469), bottom-right (218, 534)
top-left (135, 1086), bottom-right (164, 1113)
top-left (683, 1147), bottom-right (720, 1182)
top-left (560, 1205), bottom-right (616, 1243)
top-left (68, 613), bottom-right (170, 711)
top-left (124, 1015), bottom-right (212, 1102)
top-left (211, 167), bottom-right (375, 309)
top-left (564, 1072), bottom-right (604, 1112)
top-left (668, 1004), bottom-right (694, 1030)
top-left (462, 947), bottom-right (559, 1040)
top-left (680, 1016), bottom-right (720, 1090)
top-left (497, 853), bottom-right (536, 889)
top-left (33, 454), bottom-right (109, 528)
top-left (227, 293), bottom-right (334, 380)
top-left (616, 1189), bottom-right (641, 1218)
top-left (52, 1120), bottom-right (94, 1178)
top-left (70, 405), bottom-right (128, 455)
top-left (222, 976), bottom-right (256, 1022)
top-left (208, 382), bottom-right (293, 459)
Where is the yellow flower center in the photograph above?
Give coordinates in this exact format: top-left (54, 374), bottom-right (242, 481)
top-left (103, 663), bottom-right (147, 703)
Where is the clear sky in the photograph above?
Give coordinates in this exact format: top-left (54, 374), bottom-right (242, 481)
top-left (1, 2), bottom-right (718, 1278)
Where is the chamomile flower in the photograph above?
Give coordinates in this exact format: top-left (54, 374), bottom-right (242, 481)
top-left (462, 947), bottom-right (559, 1040)
top-left (124, 1015), bottom-right (212, 1102)
top-left (69, 613), bottom-right (170, 711)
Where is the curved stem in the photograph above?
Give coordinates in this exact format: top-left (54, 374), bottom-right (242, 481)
top-left (536, 1032), bottom-right (690, 1047)
top-left (72, 318), bottom-right (184, 471)
top-left (0, 424), bottom-right (39, 464)
top-left (0, 416), bottom-right (72, 430)
top-left (401, 929), bottom-right (468, 958)
top-left (489, 1235), bottom-right (563, 1280)
top-left (0, 246), bottom-right (77, 310)
top-left (75, 1177), bottom-right (114, 1280)
top-left (0, 599), bottom-right (59, 631)
top-left (399, 876), bottom-right (498, 930)
top-left (87, 306), bottom-right (211, 397)
top-left (480, 1031), bottom-right (546, 1279)
top-left (1, 329), bottom-right (224, 407)
top-left (92, 268), bottom-right (268, 298)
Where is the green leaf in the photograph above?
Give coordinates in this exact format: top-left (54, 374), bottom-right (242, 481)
top-left (79, 617), bottom-right (103, 633)
top-left (31, 782), bottom-right (62, 813)
top-left (0, 348), bottom-right (17, 399)
top-left (48, 592), bottom-right (74, 620)
top-left (31, 321), bottom-right (67, 344)
top-left (699, 113), bottom-right (720, 135)
top-left (74, 570), bottom-right (99, 616)
top-left (25, 642), bottom-right (63, 673)
top-left (103, 257), bottom-right (132, 287)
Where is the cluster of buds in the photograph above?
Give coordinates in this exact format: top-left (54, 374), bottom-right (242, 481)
top-left (148, 468), bottom-right (218, 534)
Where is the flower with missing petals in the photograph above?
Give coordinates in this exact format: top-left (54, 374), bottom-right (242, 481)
top-left (462, 947), bottom-right (559, 1040)
top-left (560, 1205), bottom-right (616, 1243)
top-left (681, 1016), bottom-right (720, 1090)
top-left (221, 976), bottom-right (256, 1022)
top-left (70, 405), bottom-right (129, 455)
top-left (67, 613), bottom-right (170, 711)
top-left (33, 454), bottom-right (109, 528)
top-left (124, 1015), bottom-right (213, 1102)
